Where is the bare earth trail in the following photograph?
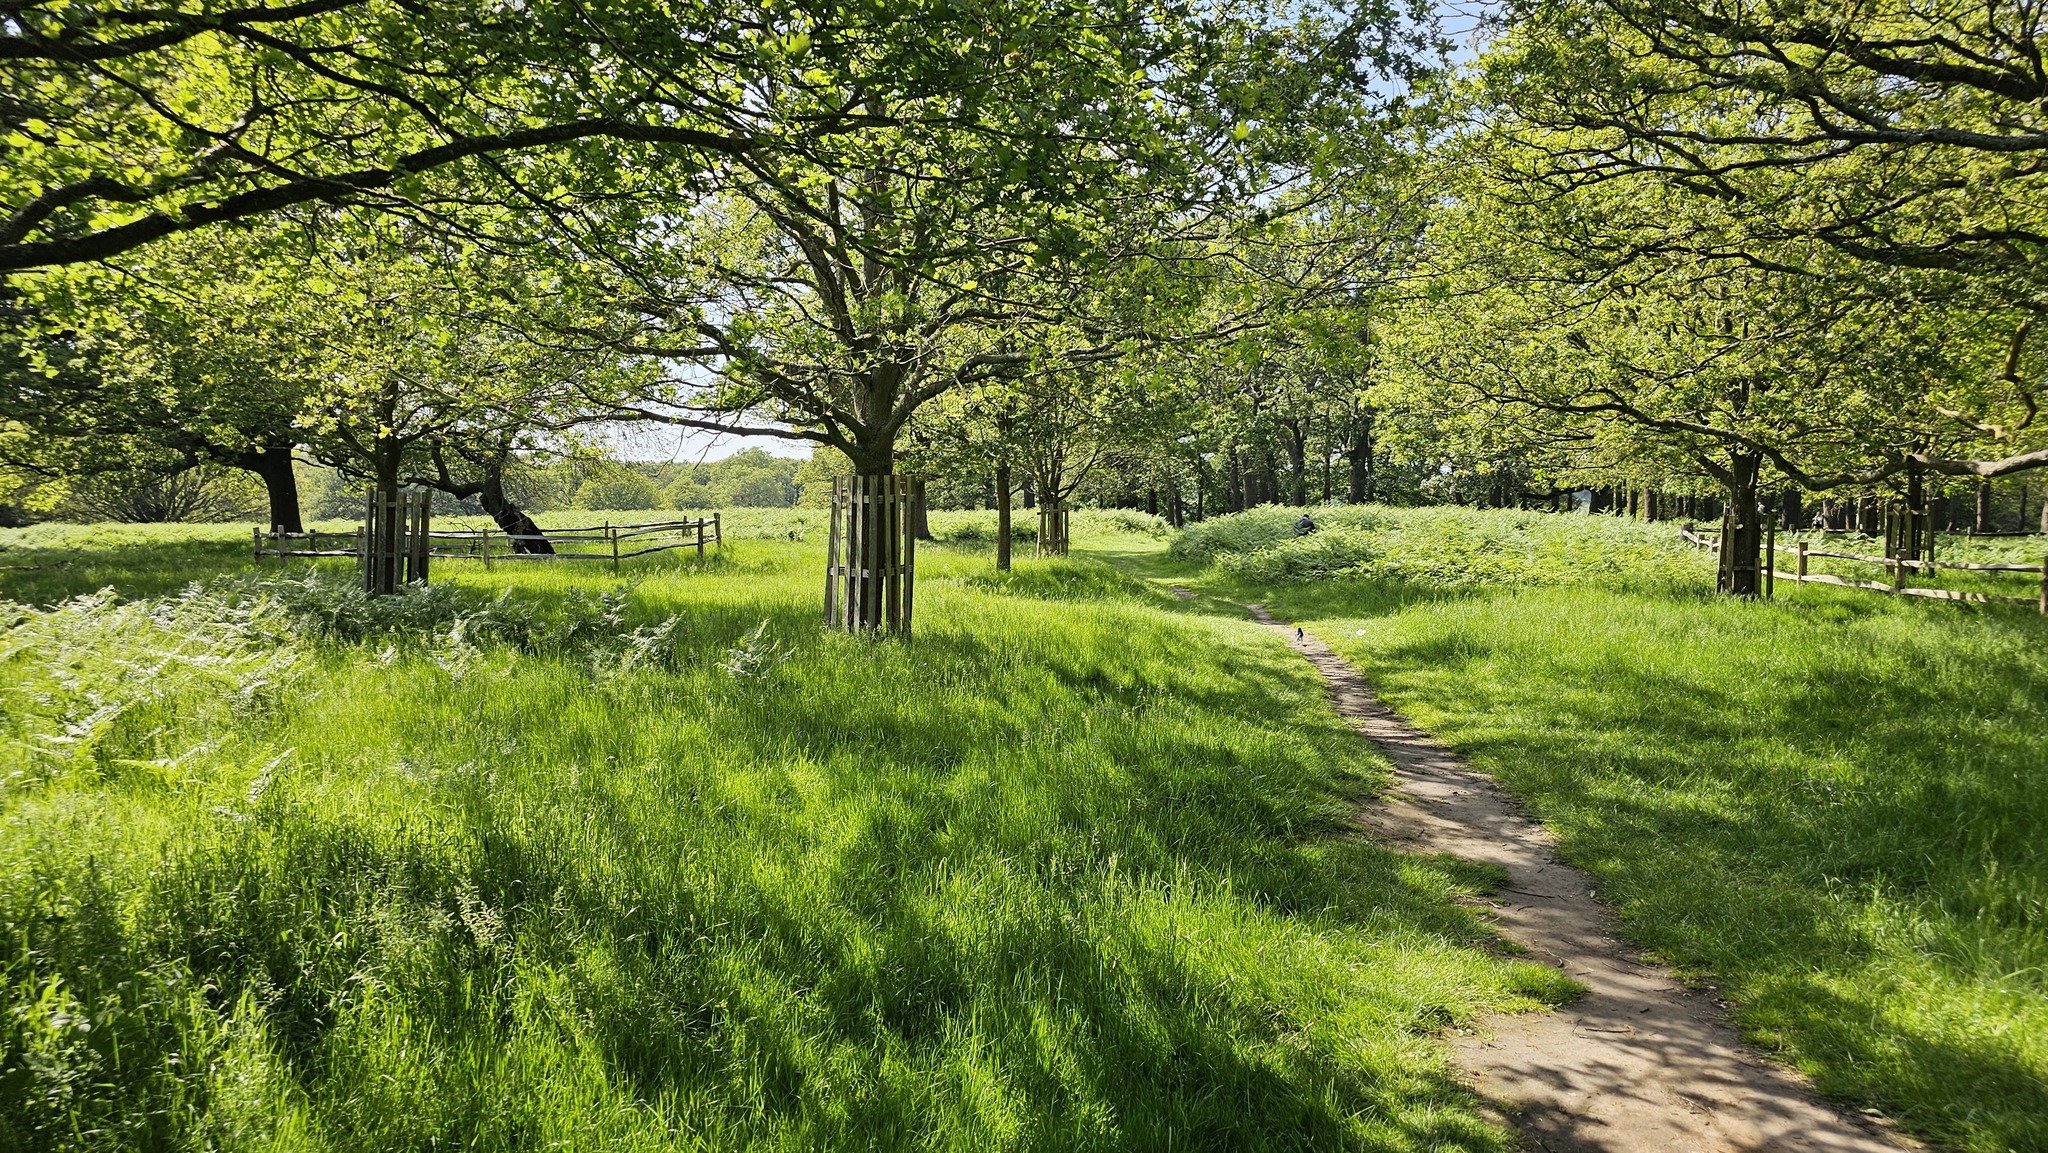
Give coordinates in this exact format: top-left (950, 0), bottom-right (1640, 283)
top-left (1240, 603), bottom-right (1917, 1153)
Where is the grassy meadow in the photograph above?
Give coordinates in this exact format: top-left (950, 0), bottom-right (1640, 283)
top-left (1154, 505), bottom-right (2048, 1153)
top-left (0, 512), bottom-right (1577, 1151)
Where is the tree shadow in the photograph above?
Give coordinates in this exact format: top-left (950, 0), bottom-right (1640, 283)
top-left (1295, 580), bottom-right (2048, 1150)
top-left (0, 550), bottom-right (1590, 1151)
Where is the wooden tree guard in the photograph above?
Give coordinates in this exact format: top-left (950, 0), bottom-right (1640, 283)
top-left (361, 486), bottom-right (431, 594)
top-left (1037, 502), bottom-right (1070, 557)
top-left (824, 474), bottom-right (918, 634)
top-left (1884, 502), bottom-right (1934, 562)
top-left (1717, 500), bottom-right (1767, 596)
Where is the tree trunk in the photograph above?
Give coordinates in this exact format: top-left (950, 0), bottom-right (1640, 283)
top-left (1347, 418), bottom-right (1375, 504)
top-left (1975, 480), bottom-right (1991, 532)
top-left (995, 464), bottom-right (1012, 571)
top-left (1899, 465), bottom-right (1929, 560)
top-left (912, 481), bottom-right (933, 541)
top-left (1022, 474), bottom-right (1036, 509)
top-left (367, 439), bottom-right (405, 596)
top-left (1781, 489), bottom-right (1803, 532)
top-left (236, 443), bottom-right (303, 533)
top-left (477, 464), bottom-right (554, 554)
top-left (1146, 488), bottom-right (1158, 516)
top-left (1283, 421), bottom-right (1308, 506)
top-left (832, 459), bottom-right (910, 633)
top-left (1717, 452), bottom-right (1765, 596)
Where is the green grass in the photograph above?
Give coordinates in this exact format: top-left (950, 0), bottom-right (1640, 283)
top-left (1149, 505), bottom-right (2048, 1153)
top-left (0, 519), bottom-right (1577, 1151)
top-left (1784, 529), bottom-right (2048, 602)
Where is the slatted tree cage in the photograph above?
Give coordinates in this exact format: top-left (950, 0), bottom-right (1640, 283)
top-left (361, 486), bottom-right (432, 594)
top-left (1715, 498), bottom-right (1773, 596)
top-left (1036, 501), bottom-right (1070, 557)
top-left (824, 474), bottom-right (919, 634)
top-left (1885, 502), bottom-right (1936, 562)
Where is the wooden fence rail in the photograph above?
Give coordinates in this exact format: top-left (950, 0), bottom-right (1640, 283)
top-left (257, 515), bottom-right (720, 573)
top-left (1679, 526), bottom-right (2047, 612)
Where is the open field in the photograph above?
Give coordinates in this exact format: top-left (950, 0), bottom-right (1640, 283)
top-left (1143, 505), bottom-right (2048, 1153)
top-left (0, 518), bottom-right (1574, 1151)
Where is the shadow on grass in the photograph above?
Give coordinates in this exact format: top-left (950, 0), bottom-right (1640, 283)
top-left (1274, 577), bottom-right (2048, 1152)
top-left (0, 534), bottom-right (272, 604)
top-left (0, 553), bottom-right (1566, 1152)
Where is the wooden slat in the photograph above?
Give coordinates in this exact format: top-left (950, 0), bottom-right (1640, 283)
top-left (1775, 570), bottom-right (2040, 606)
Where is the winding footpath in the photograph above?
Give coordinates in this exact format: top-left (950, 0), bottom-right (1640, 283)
top-left (1243, 604), bottom-right (1916, 1153)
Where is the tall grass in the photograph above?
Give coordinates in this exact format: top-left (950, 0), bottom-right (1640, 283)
top-left (1172, 505), bottom-right (1712, 590)
top-left (1169, 505), bottom-right (2048, 1153)
top-left (0, 533), bottom-right (1574, 1151)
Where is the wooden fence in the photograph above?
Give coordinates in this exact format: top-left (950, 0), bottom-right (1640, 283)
top-left (1680, 527), bottom-right (2048, 612)
top-left (256, 515), bottom-right (721, 573)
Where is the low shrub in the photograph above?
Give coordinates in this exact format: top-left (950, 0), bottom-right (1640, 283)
top-left (1081, 508), bottom-right (1173, 538)
top-left (1177, 504), bottom-right (1711, 591)
top-left (930, 510), bottom-right (1035, 543)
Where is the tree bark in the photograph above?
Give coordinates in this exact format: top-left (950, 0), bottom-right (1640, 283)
top-left (1975, 480), bottom-right (1991, 532)
top-left (1900, 465), bottom-right (1929, 560)
top-left (367, 434), bottom-right (405, 596)
top-left (1347, 417), bottom-right (1375, 503)
top-left (477, 463), bottom-right (554, 554)
top-left (995, 464), bottom-right (1012, 570)
top-left (1282, 420), bottom-right (1308, 506)
top-left (408, 446), bottom-right (555, 555)
top-left (1717, 452), bottom-right (1765, 596)
top-left (235, 444), bottom-right (303, 533)
top-left (912, 481), bottom-right (933, 541)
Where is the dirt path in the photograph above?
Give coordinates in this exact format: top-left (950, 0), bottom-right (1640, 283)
top-left (1244, 604), bottom-right (1916, 1153)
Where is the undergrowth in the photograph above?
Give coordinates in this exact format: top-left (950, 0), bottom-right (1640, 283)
top-left (0, 543), bottom-right (1574, 1151)
top-left (1171, 505), bottom-right (1711, 590)
top-left (1158, 506), bottom-right (2048, 1153)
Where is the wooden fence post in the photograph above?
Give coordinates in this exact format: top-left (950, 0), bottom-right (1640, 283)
top-left (2040, 554), bottom-right (2047, 615)
top-left (824, 478), bottom-right (846, 627)
top-left (362, 489), bottom-right (379, 593)
top-left (410, 488), bottom-right (431, 584)
top-left (713, 512), bottom-right (721, 548)
top-left (904, 479), bottom-right (919, 634)
top-left (1765, 514), bottom-right (1776, 598)
top-left (1797, 540), bottom-right (1808, 580)
top-left (1891, 554), bottom-right (1905, 593)
top-left (610, 522), bottom-right (620, 572)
